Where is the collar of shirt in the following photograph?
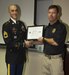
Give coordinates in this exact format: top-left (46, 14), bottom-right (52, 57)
top-left (49, 20), bottom-right (59, 27)
top-left (10, 17), bottom-right (16, 24)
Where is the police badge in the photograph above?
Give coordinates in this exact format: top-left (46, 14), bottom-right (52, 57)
top-left (52, 28), bottom-right (56, 33)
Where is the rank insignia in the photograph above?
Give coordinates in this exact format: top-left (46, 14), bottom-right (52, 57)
top-left (4, 31), bottom-right (8, 38)
top-left (52, 28), bottom-right (56, 33)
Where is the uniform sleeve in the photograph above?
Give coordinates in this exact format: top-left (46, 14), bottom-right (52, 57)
top-left (2, 24), bottom-right (14, 48)
top-left (53, 25), bottom-right (67, 45)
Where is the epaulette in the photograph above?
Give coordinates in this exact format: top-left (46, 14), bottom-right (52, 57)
top-left (18, 20), bottom-right (23, 24)
top-left (3, 21), bottom-right (10, 26)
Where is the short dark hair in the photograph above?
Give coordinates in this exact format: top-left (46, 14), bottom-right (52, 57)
top-left (48, 5), bottom-right (59, 13)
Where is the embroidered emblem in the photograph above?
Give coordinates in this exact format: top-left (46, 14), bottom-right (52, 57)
top-left (52, 28), bottom-right (56, 33)
top-left (4, 31), bottom-right (8, 38)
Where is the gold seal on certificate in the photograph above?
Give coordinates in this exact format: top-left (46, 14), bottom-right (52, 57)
top-left (27, 25), bottom-right (44, 40)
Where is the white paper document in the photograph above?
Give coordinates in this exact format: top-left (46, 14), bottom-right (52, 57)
top-left (27, 26), bottom-right (43, 40)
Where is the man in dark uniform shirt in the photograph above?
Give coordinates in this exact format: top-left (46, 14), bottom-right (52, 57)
top-left (2, 4), bottom-right (31, 75)
top-left (34, 5), bottom-right (67, 75)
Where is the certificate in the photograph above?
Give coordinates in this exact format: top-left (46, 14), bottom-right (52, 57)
top-left (27, 25), bottom-right (44, 40)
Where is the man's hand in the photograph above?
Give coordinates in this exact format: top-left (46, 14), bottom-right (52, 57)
top-left (24, 40), bottom-right (33, 48)
top-left (37, 37), bottom-right (43, 43)
top-left (31, 37), bottom-right (43, 45)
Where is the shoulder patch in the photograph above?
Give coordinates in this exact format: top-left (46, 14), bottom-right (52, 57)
top-left (4, 31), bottom-right (8, 38)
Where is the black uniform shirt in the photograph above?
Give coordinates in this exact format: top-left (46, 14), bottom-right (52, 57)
top-left (2, 19), bottom-right (27, 64)
top-left (43, 20), bottom-right (67, 55)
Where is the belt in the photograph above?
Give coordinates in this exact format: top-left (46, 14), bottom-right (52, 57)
top-left (44, 54), bottom-right (62, 59)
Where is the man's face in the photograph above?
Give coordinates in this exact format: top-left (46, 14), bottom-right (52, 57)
top-left (9, 5), bottom-right (18, 20)
top-left (48, 8), bottom-right (58, 23)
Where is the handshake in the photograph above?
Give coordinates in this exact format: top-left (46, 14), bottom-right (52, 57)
top-left (24, 37), bottom-right (43, 48)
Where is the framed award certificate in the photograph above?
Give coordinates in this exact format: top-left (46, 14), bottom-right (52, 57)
top-left (27, 25), bottom-right (44, 40)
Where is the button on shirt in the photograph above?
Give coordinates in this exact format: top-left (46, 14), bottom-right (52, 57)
top-left (43, 20), bottom-right (67, 55)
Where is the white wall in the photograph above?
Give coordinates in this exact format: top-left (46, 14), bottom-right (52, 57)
top-left (0, 0), bottom-right (35, 44)
top-left (53, 0), bottom-right (69, 25)
top-left (53, 0), bottom-right (69, 41)
top-left (0, 49), bottom-right (7, 75)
